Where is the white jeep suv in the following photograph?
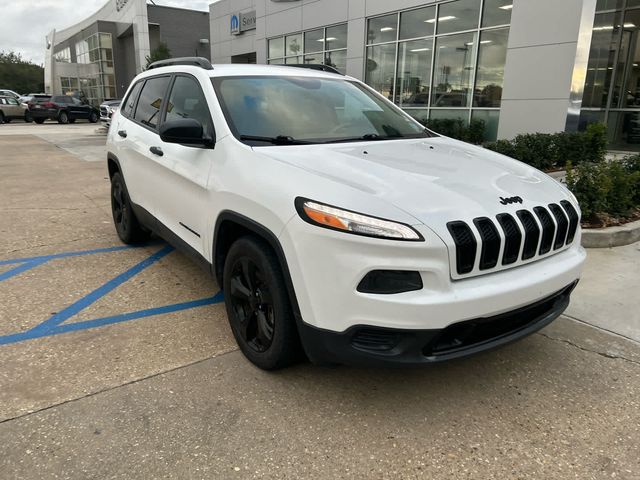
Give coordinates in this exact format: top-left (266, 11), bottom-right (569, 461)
top-left (106, 57), bottom-right (586, 369)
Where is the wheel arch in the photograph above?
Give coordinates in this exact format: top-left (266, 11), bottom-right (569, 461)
top-left (107, 152), bottom-right (121, 180)
top-left (213, 211), bottom-right (303, 323)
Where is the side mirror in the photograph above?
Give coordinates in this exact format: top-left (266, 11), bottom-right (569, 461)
top-left (159, 118), bottom-right (213, 147)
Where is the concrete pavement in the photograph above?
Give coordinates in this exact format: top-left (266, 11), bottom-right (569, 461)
top-left (1, 128), bottom-right (639, 479)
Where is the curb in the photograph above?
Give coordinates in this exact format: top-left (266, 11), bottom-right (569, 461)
top-left (581, 219), bottom-right (640, 248)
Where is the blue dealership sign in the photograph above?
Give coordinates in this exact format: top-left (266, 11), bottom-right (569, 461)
top-left (230, 14), bottom-right (240, 34)
top-left (230, 11), bottom-right (256, 35)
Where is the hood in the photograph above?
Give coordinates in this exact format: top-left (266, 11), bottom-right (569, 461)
top-left (256, 136), bottom-right (573, 229)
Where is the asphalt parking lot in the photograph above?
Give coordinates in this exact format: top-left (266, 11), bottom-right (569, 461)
top-left (1, 122), bottom-right (639, 479)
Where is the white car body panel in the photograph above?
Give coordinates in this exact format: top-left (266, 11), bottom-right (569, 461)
top-left (106, 63), bottom-right (585, 356)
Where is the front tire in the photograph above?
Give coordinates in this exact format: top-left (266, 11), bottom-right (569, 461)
top-left (58, 111), bottom-right (69, 124)
top-left (223, 236), bottom-right (300, 370)
top-left (24, 111), bottom-right (33, 123)
top-left (89, 111), bottom-right (98, 123)
top-left (110, 171), bottom-right (150, 244)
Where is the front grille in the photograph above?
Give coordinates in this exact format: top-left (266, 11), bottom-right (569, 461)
top-left (100, 106), bottom-right (108, 116)
top-left (447, 202), bottom-right (580, 277)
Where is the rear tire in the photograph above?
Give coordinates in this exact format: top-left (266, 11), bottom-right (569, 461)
top-left (110, 171), bottom-right (151, 244)
top-left (24, 111), bottom-right (32, 123)
top-left (58, 111), bottom-right (69, 124)
top-left (34, 118), bottom-right (45, 124)
top-left (89, 111), bottom-right (98, 123)
top-left (223, 236), bottom-right (301, 370)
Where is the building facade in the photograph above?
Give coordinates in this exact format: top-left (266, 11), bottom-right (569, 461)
top-left (45, 0), bottom-right (210, 105)
top-left (211, 0), bottom-right (640, 147)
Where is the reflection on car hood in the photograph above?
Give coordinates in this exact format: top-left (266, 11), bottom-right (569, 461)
top-left (257, 136), bottom-right (572, 228)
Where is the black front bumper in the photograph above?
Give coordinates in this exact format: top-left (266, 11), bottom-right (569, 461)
top-left (298, 281), bottom-right (577, 367)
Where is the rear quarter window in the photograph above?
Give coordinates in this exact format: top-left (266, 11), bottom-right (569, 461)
top-left (120, 81), bottom-right (143, 118)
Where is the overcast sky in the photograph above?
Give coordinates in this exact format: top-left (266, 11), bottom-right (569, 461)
top-left (0, 0), bottom-right (211, 66)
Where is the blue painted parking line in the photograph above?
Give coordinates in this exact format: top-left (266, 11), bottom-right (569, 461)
top-left (0, 244), bottom-right (225, 347)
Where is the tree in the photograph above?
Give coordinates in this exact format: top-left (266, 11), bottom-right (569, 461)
top-left (145, 42), bottom-right (172, 69)
top-left (0, 51), bottom-right (44, 94)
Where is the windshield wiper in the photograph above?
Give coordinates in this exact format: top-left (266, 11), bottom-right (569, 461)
top-left (321, 133), bottom-right (403, 144)
top-left (239, 135), bottom-right (313, 145)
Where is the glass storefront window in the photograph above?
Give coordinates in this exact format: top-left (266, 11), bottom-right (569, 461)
top-left (583, 12), bottom-right (620, 108)
top-left (269, 25), bottom-right (348, 73)
top-left (471, 109), bottom-right (500, 141)
top-left (285, 34), bottom-right (302, 57)
top-left (482, 0), bottom-right (513, 28)
top-left (399, 6), bottom-right (435, 40)
top-left (367, 14), bottom-right (397, 44)
top-left (99, 33), bottom-right (112, 49)
top-left (429, 108), bottom-right (470, 125)
top-left (304, 29), bottom-right (324, 53)
top-left (437, 0), bottom-right (481, 35)
top-left (326, 24), bottom-right (347, 50)
top-left (597, 0), bottom-right (623, 10)
top-left (474, 27), bottom-right (509, 107)
top-left (325, 50), bottom-right (346, 73)
top-left (397, 39), bottom-right (433, 107)
top-left (613, 10), bottom-right (640, 108)
top-left (268, 37), bottom-right (284, 58)
top-left (432, 32), bottom-right (477, 108)
top-left (365, 44), bottom-right (396, 101)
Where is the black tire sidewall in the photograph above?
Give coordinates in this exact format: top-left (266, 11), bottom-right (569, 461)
top-left (58, 111), bottom-right (68, 124)
top-left (89, 112), bottom-right (98, 123)
top-left (110, 172), bottom-right (149, 244)
top-left (24, 111), bottom-right (32, 122)
top-left (0, 112), bottom-right (4, 124)
top-left (223, 236), bottom-right (299, 370)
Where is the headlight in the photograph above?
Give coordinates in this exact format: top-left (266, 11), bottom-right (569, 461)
top-left (295, 198), bottom-right (423, 241)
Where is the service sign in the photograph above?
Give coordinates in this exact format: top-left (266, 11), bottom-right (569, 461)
top-left (231, 11), bottom-right (256, 35)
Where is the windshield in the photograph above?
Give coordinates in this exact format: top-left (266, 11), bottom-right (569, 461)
top-left (212, 76), bottom-right (434, 145)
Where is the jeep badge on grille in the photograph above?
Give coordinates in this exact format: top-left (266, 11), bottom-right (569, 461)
top-left (499, 196), bottom-right (523, 205)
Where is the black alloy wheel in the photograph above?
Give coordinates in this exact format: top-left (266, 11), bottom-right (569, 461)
top-left (223, 236), bottom-right (300, 370)
top-left (110, 172), bottom-right (150, 244)
top-left (229, 256), bottom-right (276, 353)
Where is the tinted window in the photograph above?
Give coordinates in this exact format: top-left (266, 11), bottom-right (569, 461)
top-left (213, 76), bottom-right (429, 144)
top-left (121, 81), bottom-right (143, 118)
top-left (165, 76), bottom-right (214, 138)
top-left (133, 76), bottom-right (170, 129)
top-left (8, 98), bottom-right (19, 105)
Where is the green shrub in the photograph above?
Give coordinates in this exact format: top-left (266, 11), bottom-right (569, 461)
top-left (484, 123), bottom-right (608, 171)
top-left (422, 118), bottom-right (486, 144)
top-left (565, 157), bottom-right (640, 221)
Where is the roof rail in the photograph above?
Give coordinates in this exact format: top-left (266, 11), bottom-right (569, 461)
top-left (277, 64), bottom-right (344, 75)
top-left (147, 57), bottom-right (213, 70)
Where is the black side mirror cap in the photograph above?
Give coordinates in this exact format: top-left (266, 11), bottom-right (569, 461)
top-left (159, 118), bottom-right (214, 147)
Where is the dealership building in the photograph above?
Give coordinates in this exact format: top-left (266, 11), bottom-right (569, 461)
top-left (44, 0), bottom-right (210, 106)
top-left (210, 0), bottom-right (640, 149)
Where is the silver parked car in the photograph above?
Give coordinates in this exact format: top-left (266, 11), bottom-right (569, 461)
top-left (0, 96), bottom-right (32, 123)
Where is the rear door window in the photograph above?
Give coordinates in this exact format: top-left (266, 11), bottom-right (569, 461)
top-left (133, 76), bottom-right (170, 130)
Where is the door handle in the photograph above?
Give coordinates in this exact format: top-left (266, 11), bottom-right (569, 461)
top-left (118, 130), bottom-right (127, 138)
top-left (149, 146), bottom-right (163, 157)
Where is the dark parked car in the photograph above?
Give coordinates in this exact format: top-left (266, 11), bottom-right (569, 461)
top-left (27, 95), bottom-right (99, 124)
